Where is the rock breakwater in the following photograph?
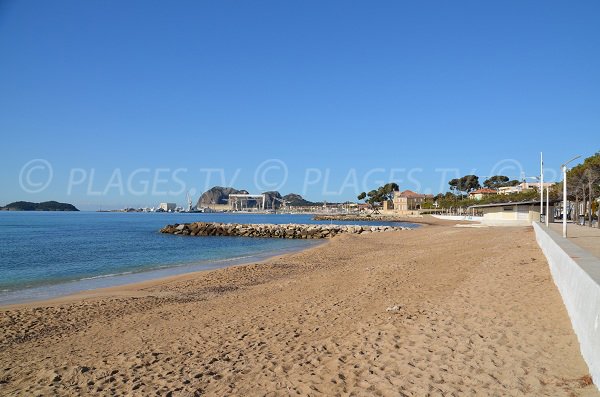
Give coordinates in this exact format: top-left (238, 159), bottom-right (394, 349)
top-left (160, 222), bottom-right (410, 239)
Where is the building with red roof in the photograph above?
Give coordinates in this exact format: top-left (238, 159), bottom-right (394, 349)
top-left (468, 188), bottom-right (498, 200)
top-left (387, 190), bottom-right (434, 213)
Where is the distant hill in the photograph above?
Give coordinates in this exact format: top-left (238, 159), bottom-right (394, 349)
top-left (262, 191), bottom-right (283, 208)
top-left (196, 187), bottom-right (249, 207)
top-left (282, 193), bottom-right (317, 207)
top-left (196, 186), bottom-right (318, 208)
top-left (0, 201), bottom-right (79, 211)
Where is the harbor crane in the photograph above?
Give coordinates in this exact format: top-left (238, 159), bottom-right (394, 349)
top-left (186, 191), bottom-right (193, 212)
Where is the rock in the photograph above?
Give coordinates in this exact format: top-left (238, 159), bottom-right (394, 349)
top-left (196, 187), bottom-right (314, 209)
top-left (196, 186), bottom-right (250, 207)
top-left (1, 201), bottom-right (79, 211)
top-left (160, 222), bottom-right (409, 239)
top-left (262, 191), bottom-right (283, 208)
top-left (386, 305), bottom-right (401, 312)
top-left (282, 193), bottom-right (316, 206)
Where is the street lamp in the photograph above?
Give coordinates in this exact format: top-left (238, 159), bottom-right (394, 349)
top-left (524, 175), bottom-right (543, 221)
top-left (540, 152), bottom-right (544, 223)
top-left (546, 186), bottom-right (550, 227)
top-left (561, 155), bottom-right (582, 238)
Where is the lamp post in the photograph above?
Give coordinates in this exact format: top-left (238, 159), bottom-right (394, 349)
top-left (546, 186), bottom-right (550, 227)
top-left (524, 175), bottom-right (543, 221)
top-left (561, 155), bottom-right (582, 238)
top-left (540, 152), bottom-right (544, 222)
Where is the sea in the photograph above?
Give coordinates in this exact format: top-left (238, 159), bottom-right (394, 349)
top-left (0, 212), bottom-right (417, 305)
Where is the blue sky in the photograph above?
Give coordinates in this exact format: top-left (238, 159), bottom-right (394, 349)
top-left (1, 1), bottom-right (598, 209)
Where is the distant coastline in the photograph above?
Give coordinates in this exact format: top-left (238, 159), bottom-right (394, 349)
top-left (0, 201), bottom-right (79, 211)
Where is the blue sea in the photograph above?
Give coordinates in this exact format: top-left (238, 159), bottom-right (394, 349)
top-left (0, 212), bottom-right (417, 305)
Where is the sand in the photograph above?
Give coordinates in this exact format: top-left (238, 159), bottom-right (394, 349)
top-left (0, 221), bottom-right (597, 396)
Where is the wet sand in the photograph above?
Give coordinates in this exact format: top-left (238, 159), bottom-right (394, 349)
top-left (0, 222), bottom-right (597, 396)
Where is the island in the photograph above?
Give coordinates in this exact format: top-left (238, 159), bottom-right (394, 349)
top-left (0, 201), bottom-right (79, 211)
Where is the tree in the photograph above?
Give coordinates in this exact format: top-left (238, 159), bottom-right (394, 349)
top-left (459, 175), bottom-right (481, 194)
top-left (448, 178), bottom-right (459, 196)
top-left (379, 182), bottom-right (399, 202)
top-left (484, 175), bottom-right (508, 189)
top-left (566, 152), bottom-right (600, 227)
top-left (449, 175), bottom-right (480, 198)
top-left (444, 191), bottom-right (456, 200)
top-left (483, 175), bottom-right (518, 189)
top-left (358, 182), bottom-right (400, 208)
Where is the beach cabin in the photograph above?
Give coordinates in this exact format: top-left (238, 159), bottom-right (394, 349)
top-left (468, 200), bottom-right (555, 226)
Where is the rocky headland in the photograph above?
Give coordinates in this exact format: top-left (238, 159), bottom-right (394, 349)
top-left (196, 186), bottom-right (318, 208)
top-left (0, 201), bottom-right (79, 211)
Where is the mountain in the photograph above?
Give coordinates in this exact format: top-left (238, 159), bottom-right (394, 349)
top-left (282, 193), bottom-right (317, 207)
top-left (262, 191), bottom-right (283, 208)
top-left (1, 201), bottom-right (79, 211)
top-left (196, 186), bottom-right (249, 207)
top-left (196, 187), bottom-right (318, 209)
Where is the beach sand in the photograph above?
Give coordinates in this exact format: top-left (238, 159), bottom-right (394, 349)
top-left (1, 221), bottom-right (597, 396)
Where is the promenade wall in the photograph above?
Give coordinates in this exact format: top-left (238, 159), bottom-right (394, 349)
top-left (533, 222), bottom-right (600, 388)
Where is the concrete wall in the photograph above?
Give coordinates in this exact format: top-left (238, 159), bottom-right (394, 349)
top-left (481, 219), bottom-right (532, 227)
top-left (382, 201), bottom-right (393, 211)
top-left (533, 222), bottom-right (600, 388)
top-left (431, 215), bottom-right (483, 222)
top-left (382, 210), bottom-right (421, 216)
top-left (204, 204), bottom-right (229, 211)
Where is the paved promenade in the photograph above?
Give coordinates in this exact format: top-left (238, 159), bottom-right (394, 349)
top-left (547, 222), bottom-right (600, 259)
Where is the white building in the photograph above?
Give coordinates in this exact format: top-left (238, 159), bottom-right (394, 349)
top-left (498, 182), bottom-right (555, 195)
top-left (159, 202), bottom-right (176, 212)
top-left (228, 194), bottom-right (266, 211)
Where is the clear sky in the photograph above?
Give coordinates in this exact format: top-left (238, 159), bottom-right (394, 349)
top-left (1, 1), bottom-right (598, 210)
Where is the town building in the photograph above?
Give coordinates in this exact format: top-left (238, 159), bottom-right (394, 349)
top-left (498, 181), bottom-right (555, 195)
top-left (468, 188), bottom-right (498, 200)
top-left (383, 190), bottom-right (433, 215)
top-left (159, 202), bottom-right (176, 212)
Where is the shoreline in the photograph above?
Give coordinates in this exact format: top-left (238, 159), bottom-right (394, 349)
top-left (0, 215), bottom-right (427, 308)
top-left (0, 239), bottom-right (327, 310)
top-left (2, 220), bottom-right (594, 395)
